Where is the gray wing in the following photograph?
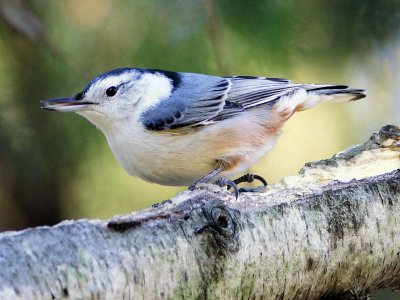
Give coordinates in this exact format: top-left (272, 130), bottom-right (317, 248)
top-left (213, 76), bottom-right (301, 121)
top-left (140, 73), bottom-right (301, 130)
top-left (140, 72), bottom-right (233, 130)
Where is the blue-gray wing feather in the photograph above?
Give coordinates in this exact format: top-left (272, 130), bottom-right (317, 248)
top-left (141, 73), bottom-right (233, 130)
top-left (141, 73), bottom-right (300, 130)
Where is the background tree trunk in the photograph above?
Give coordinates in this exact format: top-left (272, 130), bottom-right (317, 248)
top-left (0, 125), bottom-right (399, 300)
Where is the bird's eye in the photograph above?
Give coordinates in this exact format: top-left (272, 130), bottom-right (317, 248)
top-left (106, 86), bottom-right (118, 97)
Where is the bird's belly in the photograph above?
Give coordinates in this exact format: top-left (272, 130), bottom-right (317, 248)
top-left (106, 132), bottom-right (216, 186)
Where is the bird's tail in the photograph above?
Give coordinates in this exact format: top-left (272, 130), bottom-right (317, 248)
top-left (300, 84), bottom-right (366, 110)
top-left (307, 84), bottom-right (366, 102)
top-left (271, 84), bottom-right (366, 117)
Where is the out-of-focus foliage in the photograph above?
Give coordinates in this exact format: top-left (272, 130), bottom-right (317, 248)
top-left (220, 0), bottom-right (400, 65)
top-left (0, 0), bottom-right (398, 231)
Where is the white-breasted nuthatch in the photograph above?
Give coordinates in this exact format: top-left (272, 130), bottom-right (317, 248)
top-left (41, 68), bottom-right (365, 196)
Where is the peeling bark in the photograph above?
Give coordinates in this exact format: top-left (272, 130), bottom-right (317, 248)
top-left (0, 125), bottom-right (399, 300)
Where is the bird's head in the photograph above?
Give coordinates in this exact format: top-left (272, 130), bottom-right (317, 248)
top-left (41, 68), bottom-right (175, 131)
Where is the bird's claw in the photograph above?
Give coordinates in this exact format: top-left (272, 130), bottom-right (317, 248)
top-left (228, 173), bottom-right (268, 193)
top-left (213, 178), bottom-right (240, 199)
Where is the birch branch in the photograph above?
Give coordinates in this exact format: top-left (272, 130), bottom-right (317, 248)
top-left (0, 125), bottom-right (399, 300)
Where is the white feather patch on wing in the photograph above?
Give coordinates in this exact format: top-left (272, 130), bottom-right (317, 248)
top-left (300, 93), bottom-right (334, 110)
top-left (272, 90), bottom-right (346, 114)
top-left (330, 93), bottom-right (360, 103)
top-left (272, 89), bottom-right (308, 113)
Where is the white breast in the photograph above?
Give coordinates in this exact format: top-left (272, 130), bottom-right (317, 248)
top-left (104, 120), bottom-right (217, 186)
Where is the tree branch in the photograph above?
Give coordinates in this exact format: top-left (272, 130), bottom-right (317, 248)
top-left (0, 125), bottom-right (399, 300)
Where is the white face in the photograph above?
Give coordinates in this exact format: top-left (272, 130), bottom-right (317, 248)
top-left (42, 68), bottom-right (174, 132)
top-left (79, 70), bottom-right (143, 123)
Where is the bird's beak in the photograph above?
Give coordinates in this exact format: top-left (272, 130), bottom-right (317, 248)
top-left (41, 97), bottom-right (97, 112)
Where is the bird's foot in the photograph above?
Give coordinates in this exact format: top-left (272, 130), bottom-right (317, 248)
top-left (228, 173), bottom-right (268, 193)
top-left (188, 169), bottom-right (267, 200)
top-left (189, 175), bottom-right (239, 199)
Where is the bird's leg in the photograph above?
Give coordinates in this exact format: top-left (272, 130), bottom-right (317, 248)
top-left (228, 173), bottom-right (268, 193)
top-left (189, 167), bottom-right (223, 188)
top-left (189, 167), bottom-right (240, 199)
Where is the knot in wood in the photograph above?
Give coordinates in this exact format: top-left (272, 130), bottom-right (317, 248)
top-left (210, 206), bottom-right (235, 238)
top-left (195, 199), bottom-right (239, 255)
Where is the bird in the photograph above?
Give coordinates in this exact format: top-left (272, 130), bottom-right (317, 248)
top-left (41, 68), bottom-right (365, 197)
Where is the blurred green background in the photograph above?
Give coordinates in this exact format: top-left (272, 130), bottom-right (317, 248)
top-left (0, 0), bottom-right (399, 231)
